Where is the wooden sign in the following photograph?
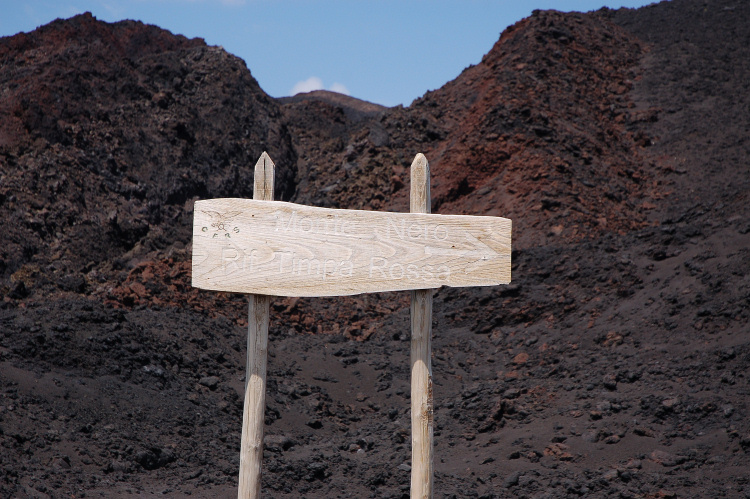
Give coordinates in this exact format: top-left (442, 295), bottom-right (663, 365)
top-left (192, 152), bottom-right (513, 499)
top-left (192, 198), bottom-right (511, 297)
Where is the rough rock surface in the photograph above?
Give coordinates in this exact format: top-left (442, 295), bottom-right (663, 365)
top-left (1, 1), bottom-right (749, 497)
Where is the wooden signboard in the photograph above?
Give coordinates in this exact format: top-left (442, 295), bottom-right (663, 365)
top-left (192, 152), bottom-right (512, 499)
top-left (192, 199), bottom-right (511, 296)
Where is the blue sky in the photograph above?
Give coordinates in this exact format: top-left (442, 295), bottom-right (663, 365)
top-left (1, 0), bottom-right (658, 107)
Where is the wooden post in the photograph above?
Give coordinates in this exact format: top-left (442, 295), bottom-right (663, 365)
top-left (238, 152), bottom-right (274, 499)
top-left (410, 153), bottom-right (434, 499)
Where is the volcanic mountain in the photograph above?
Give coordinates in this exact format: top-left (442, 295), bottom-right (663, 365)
top-left (1, 1), bottom-right (748, 497)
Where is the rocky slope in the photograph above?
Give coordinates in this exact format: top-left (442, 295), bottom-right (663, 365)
top-left (0, 12), bottom-right (296, 302)
top-left (1, 1), bottom-right (749, 497)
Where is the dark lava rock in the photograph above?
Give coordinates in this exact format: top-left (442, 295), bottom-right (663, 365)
top-left (133, 447), bottom-right (176, 471)
top-left (1, 1), bottom-right (750, 498)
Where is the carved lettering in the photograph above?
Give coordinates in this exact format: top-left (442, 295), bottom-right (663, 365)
top-left (294, 257), bottom-right (354, 280)
top-left (387, 219), bottom-right (449, 241)
top-left (274, 211), bottom-right (355, 236)
top-left (340, 260), bottom-right (353, 277)
top-left (369, 257), bottom-right (388, 278)
top-left (390, 263), bottom-right (405, 279)
top-left (369, 257), bottom-right (450, 282)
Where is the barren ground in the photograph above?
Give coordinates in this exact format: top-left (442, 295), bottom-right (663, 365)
top-left (1, 1), bottom-right (748, 497)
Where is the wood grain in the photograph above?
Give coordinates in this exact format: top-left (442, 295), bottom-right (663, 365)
top-left (409, 153), bottom-right (434, 499)
top-left (192, 198), bottom-right (511, 297)
top-left (238, 152), bottom-right (274, 499)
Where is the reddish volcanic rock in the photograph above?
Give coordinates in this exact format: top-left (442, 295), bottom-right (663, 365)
top-left (286, 11), bottom-right (664, 249)
top-left (0, 12), bottom-right (296, 299)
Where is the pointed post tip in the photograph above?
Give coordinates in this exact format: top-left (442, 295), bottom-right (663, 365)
top-left (257, 151), bottom-right (273, 163)
top-left (253, 152), bottom-right (275, 201)
top-left (410, 153), bottom-right (430, 214)
top-left (254, 152), bottom-right (276, 170)
top-left (411, 153), bottom-right (429, 178)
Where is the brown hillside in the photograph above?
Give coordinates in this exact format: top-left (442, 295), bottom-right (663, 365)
top-left (0, 12), bottom-right (296, 299)
top-left (287, 11), bottom-right (663, 250)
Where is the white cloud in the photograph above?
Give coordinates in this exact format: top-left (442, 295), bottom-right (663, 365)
top-left (291, 77), bottom-right (350, 96)
top-left (291, 76), bottom-right (324, 95)
top-left (329, 82), bottom-right (350, 96)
